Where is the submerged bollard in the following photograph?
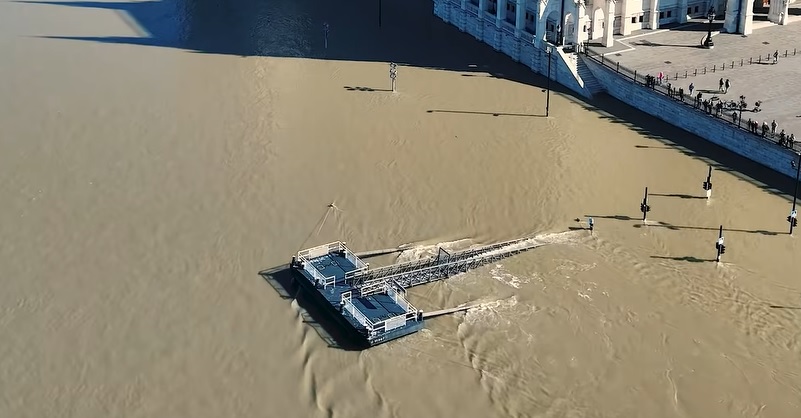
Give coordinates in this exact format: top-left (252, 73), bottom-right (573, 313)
top-left (702, 166), bottom-right (713, 199)
top-left (715, 225), bottom-right (726, 262)
top-left (588, 217), bottom-right (595, 234)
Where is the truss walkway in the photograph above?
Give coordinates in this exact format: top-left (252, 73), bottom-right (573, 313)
top-left (352, 236), bottom-right (546, 295)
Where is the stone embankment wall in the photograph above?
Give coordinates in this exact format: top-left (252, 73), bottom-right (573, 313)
top-left (433, 0), bottom-right (593, 99)
top-left (581, 56), bottom-right (799, 179)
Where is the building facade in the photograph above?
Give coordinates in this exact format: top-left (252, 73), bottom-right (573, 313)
top-left (435, 0), bottom-right (796, 52)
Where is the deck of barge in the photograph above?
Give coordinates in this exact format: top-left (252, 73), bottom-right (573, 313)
top-left (305, 252), bottom-right (407, 324)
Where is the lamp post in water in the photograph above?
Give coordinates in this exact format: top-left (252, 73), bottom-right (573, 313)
top-left (546, 45), bottom-right (552, 117)
top-left (640, 187), bottom-right (651, 222)
top-left (389, 62), bottom-right (397, 92)
top-left (715, 225), bottom-right (726, 262)
top-left (788, 152), bottom-right (801, 234)
top-left (702, 166), bottom-right (713, 199)
top-left (704, 7), bottom-right (716, 49)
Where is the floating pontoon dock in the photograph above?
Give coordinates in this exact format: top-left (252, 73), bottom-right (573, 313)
top-left (290, 236), bottom-right (548, 347)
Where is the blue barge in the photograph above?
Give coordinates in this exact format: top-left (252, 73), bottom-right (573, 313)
top-left (290, 242), bottom-right (424, 347)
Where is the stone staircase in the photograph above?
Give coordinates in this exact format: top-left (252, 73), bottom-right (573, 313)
top-left (576, 56), bottom-right (604, 96)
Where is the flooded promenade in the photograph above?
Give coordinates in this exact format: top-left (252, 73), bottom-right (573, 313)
top-left (1, 0), bottom-right (800, 417)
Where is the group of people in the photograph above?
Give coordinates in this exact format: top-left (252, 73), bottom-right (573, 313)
top-left (745, 118), bottom-right (796, 148)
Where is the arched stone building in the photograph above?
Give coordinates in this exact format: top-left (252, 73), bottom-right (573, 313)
top-left (436, 0), bottom-right (797, 51)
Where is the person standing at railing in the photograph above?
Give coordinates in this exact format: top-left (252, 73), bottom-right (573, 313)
top-left (772, 120), bottom-right (778, 135)
top-left (689, 83), bottom-right (695, 97)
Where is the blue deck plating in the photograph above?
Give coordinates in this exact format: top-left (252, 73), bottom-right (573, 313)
top-left (291, 242), bottom-right (424, 347)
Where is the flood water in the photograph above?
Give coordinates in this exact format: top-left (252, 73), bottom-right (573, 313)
top-left (2, 0), bottom-right (800, 417)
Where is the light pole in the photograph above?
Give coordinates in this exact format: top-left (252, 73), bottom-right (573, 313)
top-left (389, 62), bottom-right (397, 92)
top-left (788, 152), bottom-right (801, 234)
top-left (704, 7), bottom-right (715, 49)
top-left (546, 46), bottom-right (552, 117)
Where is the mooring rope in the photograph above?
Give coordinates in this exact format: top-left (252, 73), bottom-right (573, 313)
top-left (296, 202), bottom-right (343, 253)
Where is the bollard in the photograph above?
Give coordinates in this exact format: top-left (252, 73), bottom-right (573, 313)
top-left (616, 62), bottom-right (620, 72)
top-left (713, 65), bottom-right (716, 73)
top-left (588, 217), bottom-right (594, 234)
top-left (722, 63), bottom-right (725, 71)
top-left (634, 70), bottom-right (638, 81)
top-left (785, 50), bottom-right (788, 57)
top-left (702, 166), bottom-right (713, 199)
top-left (740, 58), bottom-right (743, 66)
top-left (715, 226), bottom-right (726, 262)
top-left (685, 70), bottom-right (688, 78)
top-left (731, 61), bottom-right (734, 69)
top-left (794, 48), bottom-right (797, 56)
top-left (694, 69), bottom-right (698, 76)
top-left (675, 72), bottom-right (679, 80)
top-left (749, 57), bottom-right (752, 65)
top-left (704, 66), bottom-right (707, 74)
top-left (758, 56), bottom-right (761, 63)
top-left (640, 187), bottom-right (651, 222)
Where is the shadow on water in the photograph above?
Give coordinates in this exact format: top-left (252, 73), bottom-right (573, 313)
top-left (19, 0), bottom-right (578, 94)
top-left (632, 221), bottom-right (781, 236)
top-left (19, 0), bottom-right (799, 197)
top-left (426, 109), bottom-right (545, 117)
top-left (586, 215), bottom-right (781, 236)
top-left (258, 264), bottom-right (368, 351)
top-left (651, 255), bottom-right (714, 262)
top-left (650, 193), bottom-right (707, 200)
top-left (583, 94), bottom-right (799, 199)
top-left (344, 86), bottom-right (392, 92)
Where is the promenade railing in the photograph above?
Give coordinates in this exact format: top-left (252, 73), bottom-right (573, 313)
top-left (583, 47), bottom-right (800, 152)
top-left (642, 49), bottom-right (798, 82)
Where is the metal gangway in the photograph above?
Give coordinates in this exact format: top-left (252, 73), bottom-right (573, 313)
top-left (351, 235), bottom-right (546, 295)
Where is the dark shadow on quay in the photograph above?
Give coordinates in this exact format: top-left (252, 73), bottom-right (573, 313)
top-left (259, 264), bottom-right (368, 351)
top-left (21, 0), bottom-right (799, 197)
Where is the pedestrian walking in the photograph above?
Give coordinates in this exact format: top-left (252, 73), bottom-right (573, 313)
top-left (771, 119), bottom-right (777, 135)
top-left (773, 50), bottom-right (779, 64)
top-left (719, 78), bottom-right (724, 92)
top-left (724, 79), bottom-right (730, 93)
top-left (689, 82), bottom-right (694, 96)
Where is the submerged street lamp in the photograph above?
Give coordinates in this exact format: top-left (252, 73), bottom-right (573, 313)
top-left (704, 7), bottom-right (716, 49)
top-left (546, 45), bottom-right (552, 117)
top-left (788, 152), bottom-right (801, 234)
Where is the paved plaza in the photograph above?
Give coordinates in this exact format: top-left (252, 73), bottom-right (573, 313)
top-left (588, 18), bottom-right (801, 140)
